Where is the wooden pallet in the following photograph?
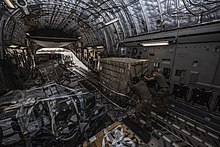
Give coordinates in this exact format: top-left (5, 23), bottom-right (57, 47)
top-left (82, 121), bottom-right (147, 147)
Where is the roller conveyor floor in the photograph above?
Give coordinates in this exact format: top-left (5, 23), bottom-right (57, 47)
top-left (73, 66), bottom-right (220, 147)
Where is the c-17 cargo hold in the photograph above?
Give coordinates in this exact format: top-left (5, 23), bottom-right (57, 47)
top-left (0, 0), bottom-right (220, 147)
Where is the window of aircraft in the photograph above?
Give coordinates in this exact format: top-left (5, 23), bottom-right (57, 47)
top-left (192, 61), bottom-right (199, 68)
top-left (189, 71), bottom-right (200, 84)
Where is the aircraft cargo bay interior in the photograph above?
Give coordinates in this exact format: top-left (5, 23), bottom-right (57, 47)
top-left (0, 0), bottom-right (220, 147)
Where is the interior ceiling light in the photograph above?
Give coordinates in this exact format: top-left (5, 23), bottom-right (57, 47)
top-left (36, 52), bottom-right (50, 54)
top-left (39, 48), bottom-right (64, 51)
top-left (9, 45), bottom-right (18, 48)
top-left (104, 18), bottom-right (119, 26)
top-left (141, 41), bottom-right (169, 47)
top-left (96, 46), bottom-right (104, 49)
top-left (3, 0), bottom-right (15, 9)
top-left (87, 47), bottom-right (93, 49)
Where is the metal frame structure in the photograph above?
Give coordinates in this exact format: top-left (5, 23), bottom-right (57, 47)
top-left (0, 0), bottom-right (219, 53)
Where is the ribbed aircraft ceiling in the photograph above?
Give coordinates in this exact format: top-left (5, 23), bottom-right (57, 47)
top-left (0, 0), bottom-right (220, 52)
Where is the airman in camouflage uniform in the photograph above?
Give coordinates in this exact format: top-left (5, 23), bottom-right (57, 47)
top-left (131, 76), bottom-right (152, 129)
top-left (145, 68), bottom-right (170, 116)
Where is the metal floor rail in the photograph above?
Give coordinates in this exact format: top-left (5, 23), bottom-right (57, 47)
top-left (65, 66), bottom-right (220, 147)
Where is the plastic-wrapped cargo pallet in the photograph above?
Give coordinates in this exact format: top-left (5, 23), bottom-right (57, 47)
top-left (100, 58), bottom-right (148, 94)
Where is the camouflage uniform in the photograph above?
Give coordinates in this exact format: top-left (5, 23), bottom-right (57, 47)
top-left (153, 72), bottom-right (170, 115)
top-left (132, 80), bottom-right (152, 128)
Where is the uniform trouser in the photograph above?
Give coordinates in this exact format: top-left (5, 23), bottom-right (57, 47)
top-left (154, 88), bottom-right (170, 114)
top-left (135, 100), bottom-right (152, 128)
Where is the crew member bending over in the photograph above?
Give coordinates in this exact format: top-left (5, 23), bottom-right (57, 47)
top-left (145, 68), bottom-right (170, 116)
top-left (130, 76), bottom-right (152, 130)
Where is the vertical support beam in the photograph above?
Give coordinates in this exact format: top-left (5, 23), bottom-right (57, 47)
top-left (0, 45), bottom-right (3, 59)
top-left (78, 41), bottom-right (82, 60)
top-left (139, 0), bottom-right (150, 33)
top-left (0, 17), bottom-right (5, 60)
top-left (103, 27), bottom-right (113, 54)
top-left (212, 53), bottom-right (220, 85)
top-left (0, 11), bottom-right (14, 60)
top-left (156, 0), bottom-right (163, 21)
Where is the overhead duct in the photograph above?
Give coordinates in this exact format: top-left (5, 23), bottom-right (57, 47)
top-left (15, 0), bottom-right (30, 15)
top-left (104, 18), bottom-right (119, 26)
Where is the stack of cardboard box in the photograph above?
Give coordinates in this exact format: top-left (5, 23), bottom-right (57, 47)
top-left (100, 58), bottom-right (148, 94)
